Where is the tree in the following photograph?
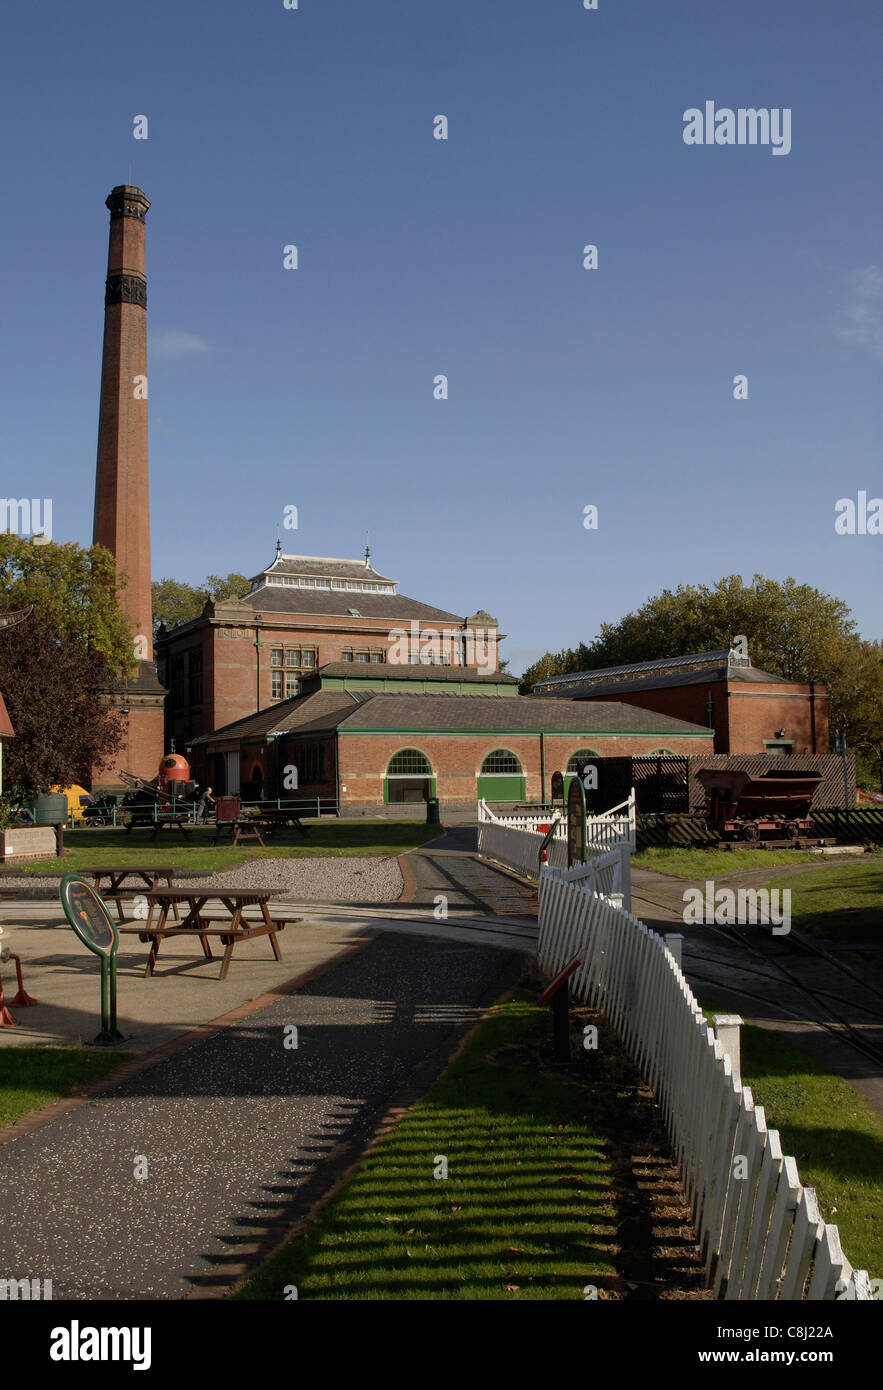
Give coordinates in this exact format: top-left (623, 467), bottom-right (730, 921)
top-left (152, 572), bottom-right (250, 634)
top-left (517, 575), bottom-right (881, 771)
top-left (0, 616), bottom-right (126, 796)
top-left (0, 534), bottom-right (133, 675)
top-left (519, 575), bottom-right (859, 692)
top-left (834, 639), bottom-right (883, 791)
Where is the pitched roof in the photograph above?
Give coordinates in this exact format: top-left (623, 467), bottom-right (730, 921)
top-left (189, 689), bottom-right (357, 745)
top-left (531, 649), bottom-right (797, 698)
top-left (242, 586), bottom-right (467, 624)
top-left (255, 553), bottom-right (396, 585)
top-left (190, 691), bottom-right (712, 746)
top-left (333, 694), bottom-right (712, 734)
top-left (541, 665), bottom-right (794, 698)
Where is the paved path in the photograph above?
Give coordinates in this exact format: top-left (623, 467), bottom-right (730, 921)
top-left (399, 826), bottom-right (538, 917)
top-left (0, 932), bottom-right (521, 1299)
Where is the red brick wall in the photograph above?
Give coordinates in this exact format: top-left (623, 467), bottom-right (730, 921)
top-left (727, 681), bottom-right (829, 754)
top-left (164, 615), bottom-right (500, 737)
top-left (337, 730), bottom-right (713, 806)
top-left (576, 681), bottom-right (829, 755)
top-left (92, 698), bottom-right (165, 791)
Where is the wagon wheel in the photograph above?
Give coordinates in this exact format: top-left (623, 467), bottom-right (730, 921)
top-left (783, 820), bottom-right (799, 842)
top-left (741, 821), bottom-right (760, 842)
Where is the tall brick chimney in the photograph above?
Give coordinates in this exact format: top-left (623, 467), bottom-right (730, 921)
top-left (92, 185), bottom-right (165, 789)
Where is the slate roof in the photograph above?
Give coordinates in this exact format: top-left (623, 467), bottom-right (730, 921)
top-left (192, 693), bottom-right (711, 745)
top-left (255, 553), bottom-right (396, 585)
top-left (333, 695), bottom-right (712, 733)
top-left (537, 650), bottom-right (737, 686)
top-left (533, 649), bottom-right (793, 698)
top-left (189, 690), bottom-right (358, 745)
top-left (537, 665), bottom-right (794, 699)
top-left (242, 586), bottom-right (468, 624)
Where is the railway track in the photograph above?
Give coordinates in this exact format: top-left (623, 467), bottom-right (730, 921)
top-left (634, 888), bottom-right (883, 1072)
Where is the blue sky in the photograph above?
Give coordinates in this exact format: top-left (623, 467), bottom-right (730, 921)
top-left (2, 0), bottom-right (881, 674)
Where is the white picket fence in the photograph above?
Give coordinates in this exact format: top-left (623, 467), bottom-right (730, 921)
top-left (477, 793), bottom-right (636, 900)
top-left (537, 861), bottom-right (873, 1301)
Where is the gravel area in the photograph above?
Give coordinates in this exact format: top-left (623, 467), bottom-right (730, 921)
top-left (0, 856), bottom-right (404, 903)
top-left (176, 855), bottom-right (403, 901)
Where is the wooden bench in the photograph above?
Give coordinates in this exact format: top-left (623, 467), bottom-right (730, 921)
top-left (117, 887), bottom-right (302, 978)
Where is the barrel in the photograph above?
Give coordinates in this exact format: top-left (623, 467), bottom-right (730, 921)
top-left (32, 793), bottom-right (68, 825)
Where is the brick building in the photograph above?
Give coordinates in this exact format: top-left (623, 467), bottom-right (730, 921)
top-left (157, 547), bottom-right (503, 747)
top-left (532, 650), bottom-right (830, 756)
top-left (188, 663), bottom-right (713, 812)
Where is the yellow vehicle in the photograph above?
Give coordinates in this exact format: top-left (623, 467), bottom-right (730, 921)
top-left (51, 784), bottom-right (91, 825)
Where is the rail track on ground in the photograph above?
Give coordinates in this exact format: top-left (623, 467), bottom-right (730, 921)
top-left (633, 888), bottom-right (883, 1072)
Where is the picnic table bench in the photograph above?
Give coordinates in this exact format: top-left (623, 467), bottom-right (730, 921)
top-left (212, 811), bottom-right (308, 848)
top-left (125, 813), bottom-right (194, 841)
top-left (84, 866), bottom-right (189, 922)
top-left (117, 887), bottom-right (302, 979)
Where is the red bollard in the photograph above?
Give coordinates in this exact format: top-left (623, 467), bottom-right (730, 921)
top-left (0, 969), bottom-right (17, 1027)
top-left (9, 954), bottom-right (37, 1008)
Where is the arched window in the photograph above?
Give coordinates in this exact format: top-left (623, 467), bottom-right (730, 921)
top-left (387, 748), bottom-right (433, 776)
top-left (566, 748), bottom-right (600, 773)
top-left (480, 749), bottom-right (522, 775)
top-left (649, 747), bottom-right (674, 756)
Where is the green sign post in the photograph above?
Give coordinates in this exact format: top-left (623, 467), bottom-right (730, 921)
top-left (60, 875), bottom-right (124, 1044)
top-left (566, 776), bottom-right (587, 868)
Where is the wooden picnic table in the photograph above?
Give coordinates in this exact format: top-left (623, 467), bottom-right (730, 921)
top-left (85, 866), bottom-right (188, 922)
top-left (117, 887), bottom-right (301, 979)
top-left (125, 813), bottom-right (194, 841)
top-left (212, 811), bottom-right (308, 849)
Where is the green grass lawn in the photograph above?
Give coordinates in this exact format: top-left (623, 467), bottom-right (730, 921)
top-left (635, 846), bottom-right (816, 879)
top-left (0, 1047), bottom-right (131, 1130)
top-left (12, 820), bottom-right (444, 874)
top-left (235, 994), bottom-right (619, 1300)
top-left (700, 1010), bottom-right (883, 1278)
top-left (762, 860), bottom-right (883, 939)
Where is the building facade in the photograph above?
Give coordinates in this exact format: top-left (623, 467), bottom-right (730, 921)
top-left (157, 548), bottom-right (503, 747)
top-left (532, 650), bottom-right (830, 756)
top-left (188, 664), bottom-right (714, 812)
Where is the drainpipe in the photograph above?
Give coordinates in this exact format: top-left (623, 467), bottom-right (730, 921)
top-left (809, 681), bottom-right (817, 753)
top-left (254, 618), bottom-right (263, 711)
top-left (540, 731), bottom-right (546, 806)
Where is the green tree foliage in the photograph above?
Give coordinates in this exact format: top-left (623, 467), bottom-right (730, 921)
top-left (152, 572), bottom-right (250, 633)
top-left (0, 535), bottom-right (133, 675)
top-left (518, 575), bottom-right (881, 776)
top-left (520, 576), bottom-right (858, 690)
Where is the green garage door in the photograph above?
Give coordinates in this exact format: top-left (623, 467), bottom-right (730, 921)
top-left (477, 749), bottom-right (525, 802)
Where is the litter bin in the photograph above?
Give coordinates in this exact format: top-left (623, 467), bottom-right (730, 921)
top-left (31, 793), bottom-right (68, 825)
top-left (426, 797), bottom-right (440, 825)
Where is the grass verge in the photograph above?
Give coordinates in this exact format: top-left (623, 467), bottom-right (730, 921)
top-left (700, 1007), bottom-right (883, 1278)
top-left (10, 820), bottom-right (444, 875)
top-left (761, 860), bottom-right (883, 939)
top-left (234, 991), bottom-right (707, 1301)
top-left (635, 846), bottom-right (816, 879)
top-left (0, 1046), bottom-right (131, 1130)
top-left (235, 993), bottom-right (619, 1300)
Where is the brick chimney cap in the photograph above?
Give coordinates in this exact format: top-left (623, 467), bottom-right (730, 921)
top-left (106, 185), bottom-right (150, 218)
